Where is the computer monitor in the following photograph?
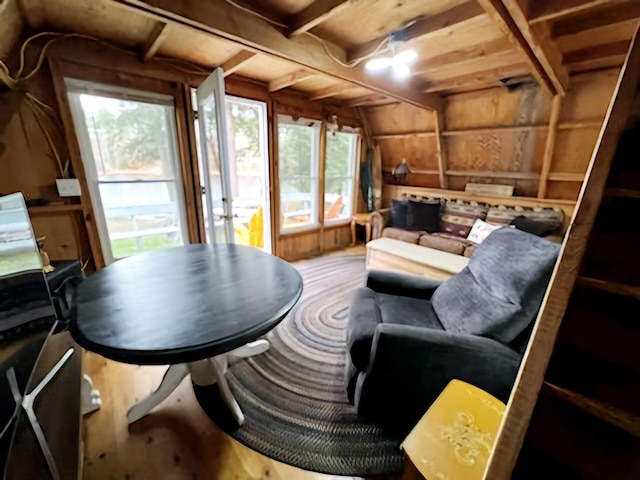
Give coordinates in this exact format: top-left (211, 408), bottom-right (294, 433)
top-left (0, 193), bottom-right (57, 472)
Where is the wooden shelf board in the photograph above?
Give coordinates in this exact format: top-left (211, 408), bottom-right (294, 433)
top-left (28, 204), bottom-right (83, 215)
top-left (604, 188), bottom-right (640, 199)
top-left (544, 382), bottom-right (640, 438)
top-left (576, 276), bottom-right (640, 299)
top-left (547, 173), bottom-right (585, 182)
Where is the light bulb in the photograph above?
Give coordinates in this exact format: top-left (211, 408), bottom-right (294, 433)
top-left (365, 57), bottom-right (393, 71)
top-left (393, 50), bottom-right (417, 64)
top-left (392, 62), bottom-right (411, 79)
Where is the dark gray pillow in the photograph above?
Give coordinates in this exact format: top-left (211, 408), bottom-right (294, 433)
top-left (406, 200), bottom-right (440, 232)
top-left (391, 200), bottom-right (409, 228)
top-left (431, 228), bottom-right (560, 344)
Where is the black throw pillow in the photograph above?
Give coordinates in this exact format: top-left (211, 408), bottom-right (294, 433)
top-left (391, 200), bottom-right (409, 228)
top-left (510, 215), bottom-right (558, 237)
top-left (406, 200), bottom-right (441, 232)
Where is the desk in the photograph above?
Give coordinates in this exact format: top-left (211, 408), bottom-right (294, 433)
top-left (71, 244), bottom-right (302, 425)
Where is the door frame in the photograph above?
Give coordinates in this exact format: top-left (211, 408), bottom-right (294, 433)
top-left (50, 60), bottom-right (201, 269)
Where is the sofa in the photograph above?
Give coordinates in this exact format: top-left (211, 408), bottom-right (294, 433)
top-left (345, 228), bottom-right (560, 434)
top-left (369, 194), bottom-right (566, 259)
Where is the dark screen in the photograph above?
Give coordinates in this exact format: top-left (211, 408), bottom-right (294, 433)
top-left (0, 193), bottom-right (56, 472)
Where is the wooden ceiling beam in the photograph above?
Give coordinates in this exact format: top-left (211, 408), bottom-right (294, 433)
top-left (268, 70), bottom-right (316, 92)
top-left (347, 1), bottom-right (484, 63)
top-left (421, 63), bottom-right (532, 93)
top-left (308, 83), bottom-right (360, 100)
top-left (114, 0), bottom-right (443, 110)
top-left (287, 0), bottom-right (351, 36)
top-left (415, 46), bottom-right (521, 81)
top-left (563, 39), bottom-right (631, 65)
top-left (342, 93), bottom-right (394, 107)
top-left (142, 21), bottom-right (169, 61)
top-left (477, 0), bottom-right (568, 95)
top-left (220, 50), bottom-right (257, 77)
top-left (528, 0), bottom-right (618, 24)
top-left (552, 2), bottom-right (640, 37)
top-left (413, 39), bottom-right (513, 74)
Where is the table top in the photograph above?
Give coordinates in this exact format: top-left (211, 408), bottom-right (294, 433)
top-left (71, 244), bottom-right (303, 365)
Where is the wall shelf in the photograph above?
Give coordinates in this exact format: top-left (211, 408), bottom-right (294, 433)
top-left (27, 204), bottom-right (83, 215)
top-left (576, 276), bottom-right (640, 299)
top-left (544, 382), bottom-right (640, 439)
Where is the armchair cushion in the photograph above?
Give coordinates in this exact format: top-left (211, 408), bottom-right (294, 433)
top-left (432, 228), bottom-right (559, 344)
top-left (347, 286), bottom-right (442, 371)
top-left (366, 270), bottom-right (442, 299)
top-left (354, 323), bottom-right (521, 433)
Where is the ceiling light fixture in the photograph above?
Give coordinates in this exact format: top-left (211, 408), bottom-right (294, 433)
top-left (365, 31), bottom-right (417, 79)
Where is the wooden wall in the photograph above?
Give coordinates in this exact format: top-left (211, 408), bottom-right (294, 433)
top-left (365, 68), bottom-right (621, 202)
top-left (0, 37), bottom-right (359, 266)
top-left (0, 0), bottom-right (22, 59)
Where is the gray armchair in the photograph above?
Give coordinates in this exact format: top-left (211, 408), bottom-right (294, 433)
top-left (345, 228), bottom-right (560, 434)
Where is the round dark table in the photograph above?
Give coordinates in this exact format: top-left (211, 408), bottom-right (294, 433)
top-left (71, 244), bottom-right (302, 425)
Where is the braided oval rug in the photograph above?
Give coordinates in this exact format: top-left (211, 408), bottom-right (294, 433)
top-left (193, 255), bottom-right (405, 476)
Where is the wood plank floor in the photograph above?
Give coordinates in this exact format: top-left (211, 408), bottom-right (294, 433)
top-left (82, 245), bottom-right (421, 480)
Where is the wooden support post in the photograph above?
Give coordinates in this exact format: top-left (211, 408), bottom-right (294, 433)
top-left (142, 21), bottom-right (169, 61)
top-left (485, 26), bottom-right (640, 480)
top-left (435, 110), bottom-right (448, 189)
top-left (318, 120), bottom-right (327, 252)
top-left (538, 94), bottom-right (563, 198)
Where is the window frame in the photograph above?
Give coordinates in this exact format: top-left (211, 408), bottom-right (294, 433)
top-left (277, 115), bottom-right (322, 235)
top-left (323, 128), bottom-right (360, 227)
top-left (65, 78), bottom-right (190, 264)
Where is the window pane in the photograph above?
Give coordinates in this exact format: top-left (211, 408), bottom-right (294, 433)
top-left (79, 94), bottom-right (177, 181)
top-left (278, 118), bottom-right (319, 231)
top-left (99, 182), bottom-right (184, 259)
top-left (325, 132), bottom-right (357, 220)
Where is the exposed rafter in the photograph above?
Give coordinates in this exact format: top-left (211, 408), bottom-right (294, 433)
top-left (268, 70), bottom-right (316, 92)
top-left (114, 0), bottom-right (443, 110)
top-left (142, 21), bottom-right (169, 61)
top-left (476, 0), bottom-right (567, 95)
top-left (347, 0), bottom-right (484, 63)
top-left (342, 93), bottom-right (394, 107)
top-left (308, 83), bottom-right (360, 100)
top-left (502, 0), bottom-right (569, 95)
top-left (421, 63), bottom-right (532, 93)
top-left (552, 2), bottom-right (640, 37)
top-left (220, 50), bottom-right (257, 77)
top-left (563, 39), bottom-right (631, 66)
top-left (528, 0), bottom-right (619, 24)
top-left (287, 0), bottom-right (350, 36)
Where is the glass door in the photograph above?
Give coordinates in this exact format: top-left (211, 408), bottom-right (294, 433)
top-left (195, 70), bottom-right (271, 252)
top-left (196, 68), bottom-right (234, 245)
top-left (66, 79), bottom-right (189, 265)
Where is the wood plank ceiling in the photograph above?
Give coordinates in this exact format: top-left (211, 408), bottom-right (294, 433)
top-left (11, 0), bottom-right (640, 107)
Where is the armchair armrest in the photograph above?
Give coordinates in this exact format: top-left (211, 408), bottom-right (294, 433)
top-left (366, 270), bottom-right (441, 299)
top-left (355, 323), bottom-right (521, 434)
top-left (369, 208), bottom-right (391, 240)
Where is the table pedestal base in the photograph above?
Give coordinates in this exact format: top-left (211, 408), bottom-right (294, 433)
top-left (127, 339), bottom-right (269, 426)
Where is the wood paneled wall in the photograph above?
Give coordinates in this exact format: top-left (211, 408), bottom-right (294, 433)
top-left (0, 0), bottom-right (22, 59)
top-left (0, 37), bottom-right (359, 266)
top-left (365, 68), bottom-right (621, 201)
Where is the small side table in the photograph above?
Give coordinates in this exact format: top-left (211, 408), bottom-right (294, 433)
top-left (351, 213), bottom-right (372, 246)
top-left (402, 380), bottom-right (505, 480)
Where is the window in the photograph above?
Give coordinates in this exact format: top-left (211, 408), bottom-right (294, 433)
top-left (278, 116), bottom-right (321, 232)
top-left (66, 80), bottom-right (189, 263)
top-left (324, 131), bottom-right (359, 223)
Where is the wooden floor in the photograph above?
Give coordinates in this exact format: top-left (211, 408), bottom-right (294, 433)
top-left (82, 245), bottom-right (421, 480)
